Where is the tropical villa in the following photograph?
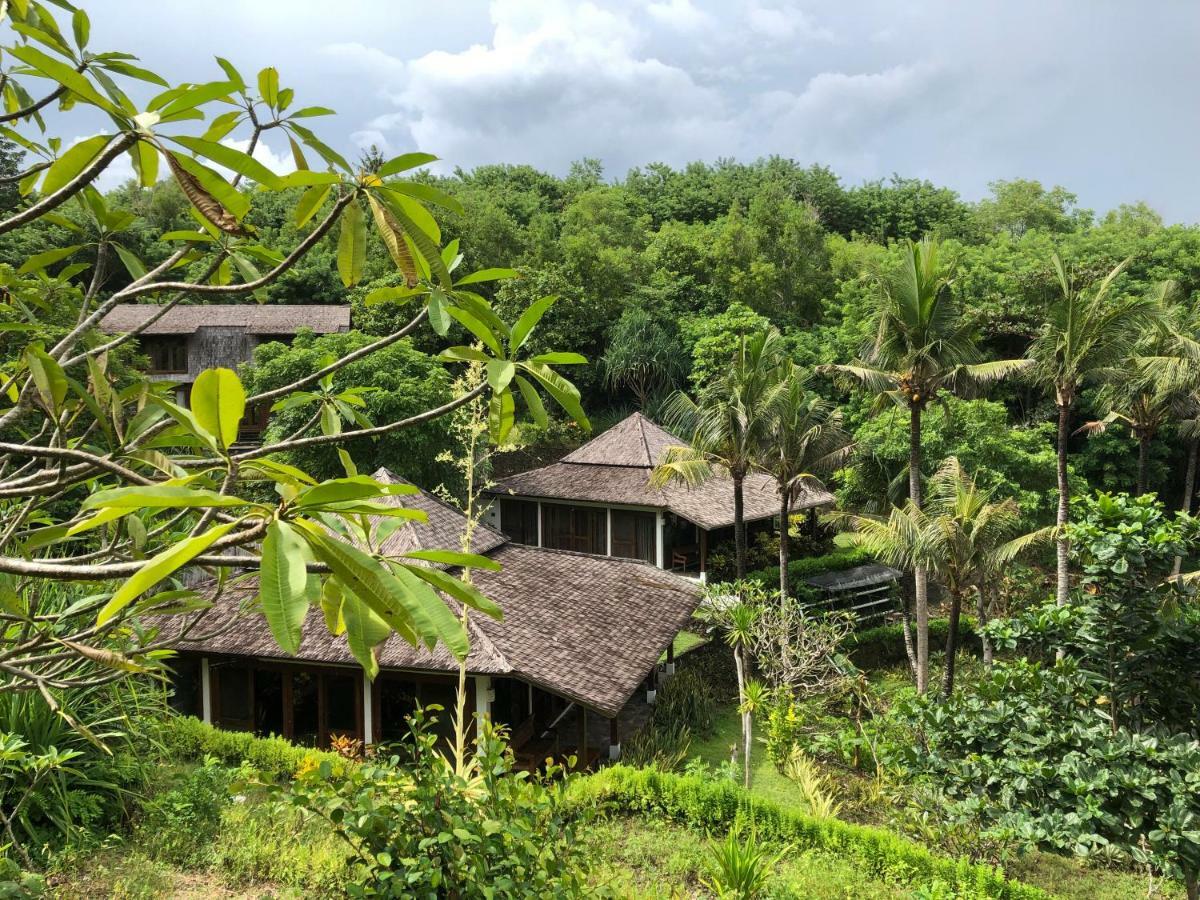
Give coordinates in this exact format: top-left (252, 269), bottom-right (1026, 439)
top-left (104, 306), bottom-right (842, 762)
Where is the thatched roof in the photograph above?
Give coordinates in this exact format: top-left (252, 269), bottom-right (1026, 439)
top-left (171, 469), bottom-right (701, 718)
top-left (490, 412), bottom-right (834, 530)
top-left (99, 304), bottom-right (350, 335)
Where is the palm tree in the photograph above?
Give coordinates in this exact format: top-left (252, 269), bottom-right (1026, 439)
top-left (837, 458), bottom-right (1048, 697)
top-left (1025, 253), bottom-right (1153, 605)
top-left (755, 365), bottom-right (850, 600)
top-left (719, 600), bottom-right (758, 789)
top-left (824, 237), bottom-right (1019, 693)
top-left (654, 329), bottom-right (786, 579)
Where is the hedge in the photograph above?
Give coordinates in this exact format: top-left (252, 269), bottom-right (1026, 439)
top-left (571, 765), bottom-right (1049, 900)
top-left (745, 547), bottom-right (874, 590)
top-left (160, 715), bottom-right (349, 782)
top-left (846, 616), bottom-right (980, 670)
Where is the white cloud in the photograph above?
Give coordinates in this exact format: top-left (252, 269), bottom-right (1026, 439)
top-left (745, 2), bottom-right (833, 43)
top-left (646, 0), bottom-right (713, 31)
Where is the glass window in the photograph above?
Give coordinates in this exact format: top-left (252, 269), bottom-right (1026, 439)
top-left (253, 669), bottom-right (284, 737)
top-left (325, 672), bottom-right (358, 738)
top-left (611, 509), bottom-right (656, 563)
top-left (217, 664), bottom-right (251, 730)
top-left (542, 503), bottom-right (605, 555)
top-left (379, 677), bottom-right (418, 743)
top-left (142, 336), bottom-right (188, 373)
top-left (292, 670), bottom-right (319, 746)
top-left (499, 498), bottom-right (539, 545)
top-left (168, 657), bottom-right (201, 717)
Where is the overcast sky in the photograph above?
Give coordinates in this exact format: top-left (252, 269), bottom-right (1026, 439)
top-left (70, 1), bottom-right (1200, 222)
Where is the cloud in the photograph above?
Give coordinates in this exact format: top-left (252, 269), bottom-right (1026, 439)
top-left (745, 2), bottom-right (833, 43)
top-left (646, 0), bottom-right (713, 32)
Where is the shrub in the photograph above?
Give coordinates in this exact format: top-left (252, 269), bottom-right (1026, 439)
top-left (701, 822), bottom-right (786, 899)
top-left (570, 766), bottom-right (1050, 899)
top-left (160, 715), bottom-right (348, 782)
top-left (623, 721), bottom-right (692, 772)
top-left (845, 616), bottom-right (978, 670)
top-left (653, 667), bottom-right (716, 735)
top-left (133, 758), bottom-right (231, 868)
top-left (744, 547), bottom-right (874, 592)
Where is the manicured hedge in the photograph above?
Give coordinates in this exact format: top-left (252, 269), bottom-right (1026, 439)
top-left (161, 715), bottom-right (349, 782)
top-left (572, 765), bottom-right (1048, 900)
top-left (745, 547), bottom-right (874, 589)
top-left (846, 616), bottom-right (980, 670)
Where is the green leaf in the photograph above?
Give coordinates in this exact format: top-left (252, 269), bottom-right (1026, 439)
top-left (260, 520), bottom-right (310, 655)
top-left (376, 191), bottom-right (451, 286)
top-left (514, 375), bottom-right (547, 427)
top-left (82, 484), bottom-right (249, 510)
top-left (427, 287), bottom-right (452, 336)
top-left (485, 359), bottom-right (515, 392)
top-left (169, 151), bottom-right (250, 219)
top-left (24, 344), bottom-right (66, 410)
top-left (520, 362), bottom-right (589, 430)
top-left (447, 307), bottom-right (504, 358)
top-left (287, 135), bottom-right (308, 171)
top-left (18, 243), bottom-right (83, 273)
top-left (71, 8), bottom-right (89, 48)
top-left (364, 285), bottom-right (426, 307)
top-left (96, 520), bottom-right (239, 625)
top-left (382, 181), bottom-right (464, 216)
top-left (8, 44), bottom-right (120, 114)
top-left (296, 475), bottom-right (418, 509)
top-left (200, 109), bottom-right (241, 142)
top-left (336, 199), bottom-right (366, 287)
top-left (130, 140), bottom-right (159, 187)
top-left (320, 579), bottom-right (345, 635)
top-left (41, 134), bottom-right (111, 196)
top-left (214, 57), bottom-right (245, 90)
top-left (509, 296), bottom-right (555, 353)
top-left (407, 566), bottom-right (503, 620)
top-left (288, 106), bottom-right (335, 119)
top-left (257, 67), bottom-right (279, 107)
top-left (489, 389), bottom-right (515, 444)
top-left (64, 507), bottom-right (127, 538)
top-left (169, 135), bottom-right (283, 189)
top-left (155, 80), bottom-right (237, 118)
top-left (190, 368), bottom-right (246, 450)
top-left (377, 152), bottom-right (438, 177)
top-left (112, 244), bottom-right (146, 280)
top-left (402, 549), bottom-right (502, 571)
top-left (438, 345), bottom-right (490, 363)
top-left (341, 589), bottom-right (390, 679)
top-left (455, 267), bottom-right (519, 287)
top-left (288, 122), bottom-right (352, 173)
top-left (100, 59), bottom-right (168, 87)
top-left (528, 352), bottom-right (587, 365)
top-left (293, 183), bottom-right (331, 228)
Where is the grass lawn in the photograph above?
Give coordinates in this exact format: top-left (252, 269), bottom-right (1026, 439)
top-left (660, 629), bottom-right (709, 663)
top-left (584, 814), bottom-right (910, 899)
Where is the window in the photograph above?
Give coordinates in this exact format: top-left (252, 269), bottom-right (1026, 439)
top-left (611, 509), bottom-right (656, 563)
top-left (542, 503), bottom-right (605, 555)
top-left (142, 336), bottom-right (188, 374)
top-left (499, 498), bottom-right (539, 545)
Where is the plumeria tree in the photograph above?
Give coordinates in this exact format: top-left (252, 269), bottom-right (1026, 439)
top-left (0, 3), bottom-right (588, 709)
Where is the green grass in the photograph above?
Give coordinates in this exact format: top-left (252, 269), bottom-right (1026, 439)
top-left (660, 629), bottom-right (709, 663)
top-left (583, 814), bottom-right (909, 899)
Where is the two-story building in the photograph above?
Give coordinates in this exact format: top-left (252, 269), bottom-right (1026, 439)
top-left (485, 412), bottom-right (835, 579)
top-left (99, 303), bottom-right (351, 440)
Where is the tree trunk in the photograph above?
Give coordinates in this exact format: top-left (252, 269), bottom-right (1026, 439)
top-left (742, 708), bottom-right (753, 790)
top-left (732, 644), bottom-right (749, 789)
top-left (900, 574), bottom-right (918, 681)
top-left (1184, 870), bottom-right (1197, 900)
top-left (977, 583), bottom-right (994, 671)
top-left (733, 470), bottom-right (747, 580)
top-left (1136, 433), bottom-right (1149, 496)
top-left (1055, 401), bottom-right (1071, 607)
top-left (778, 491), bottom-right (790, 601)
top-left (940, 589), bottom-right (963, 699)
top-left (910, 402), bottom-right (929, 694)
top-left (1173, 438), bottom-right (1197, 578)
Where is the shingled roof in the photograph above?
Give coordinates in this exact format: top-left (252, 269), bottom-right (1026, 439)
top-left (171, 470), bottom-right (701, 718)
top-left (490, 412), bottom-right (834, 530)
top-left (99, 303), bottom-right (350, 335)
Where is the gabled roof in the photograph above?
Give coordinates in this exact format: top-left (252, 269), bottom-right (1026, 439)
top-left (490, 412), bottom-right (834, 530)
top-left (170, 471), bottom-right (701, 718)
top-left (99, 303), bottom-right (350, 336)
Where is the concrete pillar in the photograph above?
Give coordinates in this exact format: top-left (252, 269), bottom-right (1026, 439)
top-left (474, 675), bottom-right (493, 722)
top-left (665, 638), bottom-right (676, 676)
top-left (200, 657), bottom-right (212, 724)
top-left (606, 507), bottom-right (612, 556)
top-left (362, 674), bottom-right (374, 745)
top-left (536, 502), bottom-right (543, 547)
top-left (655, 511), bottom-right (665, 569)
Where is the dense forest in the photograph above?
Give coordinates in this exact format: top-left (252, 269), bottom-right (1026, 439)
top-left (6, 149), bottom-right (1193, 513)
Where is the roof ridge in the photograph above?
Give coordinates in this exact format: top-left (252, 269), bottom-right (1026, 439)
top-left (372, 467), bottom-right (509, 547)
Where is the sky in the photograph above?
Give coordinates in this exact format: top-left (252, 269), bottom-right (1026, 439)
top-left (59, 0), bottom-right (1200, 222)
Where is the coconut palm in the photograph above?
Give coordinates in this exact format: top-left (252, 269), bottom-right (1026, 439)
top-left (1025, 253), bottom-right (1154, 605)
top-left (836, 458), bottom-right (1048, 697)
top-left (654, 329), bottom-right (787, 579)
top-left (824, 237), bottom-right (1021, 693)
top-left (755, 365), bottom-right (850, 600)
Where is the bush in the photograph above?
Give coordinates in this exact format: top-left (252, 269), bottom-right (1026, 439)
top-left (845, 616), bottom-right (978, 670)
top-left (744, 547), bottom-right (874, 592)
top-left (571, 765), bottom-right (1049, 900)
top-left (653, 667), bottom-right (716, 735)
top-left (134, 759), bottom-right (231, 868)
top-left (160, 715), bottom-right (347, 782)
